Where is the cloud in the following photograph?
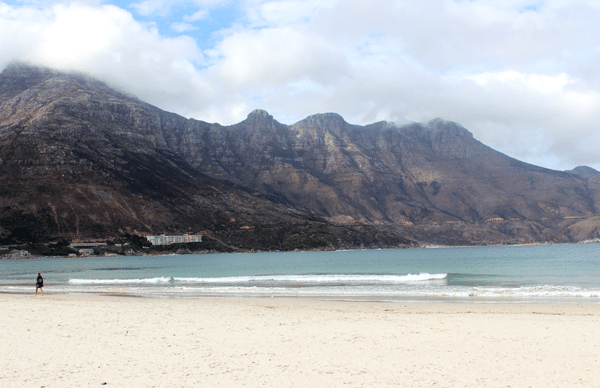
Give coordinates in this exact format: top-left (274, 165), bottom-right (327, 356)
top-left (243, 0), bottom-right (339, 27)
top-left (130, 0), bottom-right (167, 16)
top-left (131, 0), bottom-right (229, 16)
top-left (212, 26), bottom-right (347, 89)
top-left (0, 2), bottom-right (209, 115)
top-left (455, 70), bottom-right (600, 169)
top-left (1, 0), bottom-right (600, 171)
top-left (183, 9), bottom-right (208, 22)
top-left (171, 21), bottom-right (197, 32)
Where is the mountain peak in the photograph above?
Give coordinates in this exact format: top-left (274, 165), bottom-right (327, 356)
top-left (308, 112), bottom-right (345, 121)
top-left (1, 62), bottom-right (55, 76)
top-left (247, 109), bottom-right (272, 118)
top-left (295, 112), bottom-right (346, 127)
top-left (426, 118), bottom-right (473, 138)
top-left (0, 63), bottom-right (59, 101)
top-left (569, 165), bottom-right (600, 177)
top-left (242, 109), bottom-right (277, 129)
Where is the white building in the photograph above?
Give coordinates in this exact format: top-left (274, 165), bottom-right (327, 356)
top-left (146, 234), bottom-right (203, 246)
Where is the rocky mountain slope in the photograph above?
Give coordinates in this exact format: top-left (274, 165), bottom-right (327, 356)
top-left (0, 66), bottom-right (310, 242)
top-left (171, 110), bottom-right (600, 244)
top-left (2, 63), bottom-right (600, 247)
top-left (0, 64), bottom-right (411, 249)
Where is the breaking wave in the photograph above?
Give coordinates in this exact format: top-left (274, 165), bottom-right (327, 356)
top-left (69, 277), bottom-right (171, 284)
top-left (173, 273), bottom-right (448, 284)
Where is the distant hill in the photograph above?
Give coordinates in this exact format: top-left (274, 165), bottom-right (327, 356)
top-left (2, 63), bottom-right (600, 248)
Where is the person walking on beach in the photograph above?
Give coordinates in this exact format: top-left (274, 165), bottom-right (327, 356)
top-left (35, 273), bottom-right (44, 296)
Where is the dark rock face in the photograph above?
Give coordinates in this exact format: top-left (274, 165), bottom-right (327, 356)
top-left (0, 65), bottom-right (323, 246)
top-left (169, 110), bottom-right (600, 244)
top-left (2, 63), bottom-right (600, 246)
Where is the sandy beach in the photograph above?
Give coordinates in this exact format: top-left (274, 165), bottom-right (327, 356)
top-left (2, 294), bottom-right (600, 388)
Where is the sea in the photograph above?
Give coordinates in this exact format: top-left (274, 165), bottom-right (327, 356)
top-left (3, 243), bottom-right (600, 303)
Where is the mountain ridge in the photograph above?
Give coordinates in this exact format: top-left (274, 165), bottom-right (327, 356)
top-left (2, 63), bottom-right (600, 248)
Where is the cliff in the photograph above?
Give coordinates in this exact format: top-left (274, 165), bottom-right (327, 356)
top-left (168, 111), bottom-right (600, 245)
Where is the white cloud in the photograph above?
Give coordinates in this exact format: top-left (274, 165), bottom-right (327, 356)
top-left (0, 2), bottom-right (210, 115)
top-left (212, 26), bottom-right (347, 89)
top-left (243, 0), bottom-right (339, 26)
top-left (131, 0), bottom-right (228, 16)
top-left (183, 9), bottom-right (208, 22)
top-left (36, 4), bottom-right (132, 65)
top-left (171, 21), bottom-right (197, 32)
top-left (130, 0), bottom-right (167, 15)
top-left (2, 0), bottom-right (600, 170)
top-left (468, 71), bottom-right (573, 95)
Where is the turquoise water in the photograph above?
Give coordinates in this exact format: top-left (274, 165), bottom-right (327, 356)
top-left (2, 244), bottom-right (600, 302)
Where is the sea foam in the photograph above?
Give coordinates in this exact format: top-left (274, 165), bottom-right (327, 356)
top-left (172, 273), bottom-right (447, 284)
top-left (69, 277), bottom-right (172, 284)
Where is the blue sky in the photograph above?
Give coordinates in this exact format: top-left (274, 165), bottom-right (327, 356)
top-left (1, 0), bottom-right (600, 171)
top-left (107, 0), bottom-right (240, 47)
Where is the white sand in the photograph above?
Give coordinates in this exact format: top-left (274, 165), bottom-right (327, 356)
top-left (2, 294), bottom-right (600, 387)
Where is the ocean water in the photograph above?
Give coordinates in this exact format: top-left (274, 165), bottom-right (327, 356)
top-left (2, 244), bottom-right (600, 302)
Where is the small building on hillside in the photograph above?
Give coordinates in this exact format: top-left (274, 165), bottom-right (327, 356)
top-left (70, 242), bottom-right (108, 248)
top-left (69, 242), bottom-right (108, 256)
top-left (146, 234), bottom-right (203, 246)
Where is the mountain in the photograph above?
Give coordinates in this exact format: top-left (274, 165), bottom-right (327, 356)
top-left (2, 63), bottom-right (600, 248)
top-left (0, 64), bottom-right (411, 250)
top-left (168, 110), bottom-right (600, 244)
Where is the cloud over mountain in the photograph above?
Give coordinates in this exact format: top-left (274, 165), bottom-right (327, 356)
top-left (1, 0), bottom-right (599, 171)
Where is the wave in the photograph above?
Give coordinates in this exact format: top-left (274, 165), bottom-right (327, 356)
top-left (28, 276), bottom-right (600, 300)
top-left (469, 285), bottom-right (600, 298)
top-left (68, 277), bottom-right (172, 284)
top-left (67, 273), bottom-right (446, 286)
top-left (172, 273), bottom-right (448, 284)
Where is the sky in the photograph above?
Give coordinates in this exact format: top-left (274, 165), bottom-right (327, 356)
top-left (1, 0), bottom-right (600, 171)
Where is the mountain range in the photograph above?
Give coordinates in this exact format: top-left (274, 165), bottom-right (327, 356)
top-left (2, 63), bottom-right (600, 249)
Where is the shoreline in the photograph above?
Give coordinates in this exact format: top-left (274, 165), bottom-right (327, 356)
top-left (3, 239), bottom-right (600, 260)
top-left (2, 294), bottom-right (600, 387)
top-left (3, 286), bottom-right (600, 305)
top-left (4, 245), bottom-right (600, 307)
